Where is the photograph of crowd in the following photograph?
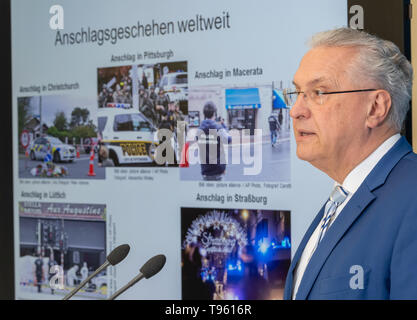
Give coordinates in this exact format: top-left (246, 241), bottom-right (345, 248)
top-left (96, 61), bottom-right (189, 167)
top-left (181, 207), bottom-right (291, 300)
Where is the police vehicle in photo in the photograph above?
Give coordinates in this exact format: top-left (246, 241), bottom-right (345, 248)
top-left (98, 104), bottom-right (160, 166)
top-left (159, 72), bottom-right (188, 102)
top-left (29, 136), bottom-right (76, 163)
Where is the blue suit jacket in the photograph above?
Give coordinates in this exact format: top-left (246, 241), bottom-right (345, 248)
top-left (284, 136), bottom-right (417, 300)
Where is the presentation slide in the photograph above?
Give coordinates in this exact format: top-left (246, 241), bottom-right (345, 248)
top-left (11, 0), bottom-right (346, 300)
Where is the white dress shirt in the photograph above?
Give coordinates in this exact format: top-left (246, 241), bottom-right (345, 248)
top-left (291, 134), bottom-right (401, 299)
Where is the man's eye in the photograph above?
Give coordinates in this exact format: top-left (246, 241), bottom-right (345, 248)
top-left (312, 90), bottom-right (324, 97)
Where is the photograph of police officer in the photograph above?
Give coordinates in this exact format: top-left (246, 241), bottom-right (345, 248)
top-left (180, 85), bottom-right (291, 182)
top-left (97, 61), bottom-right (188, 130)
top-left (97, 62), bottom-right (189, 167)
top-left (196, 101), bottom-right (232, 181)
top-left (19, 213), bottom-right (107, 299)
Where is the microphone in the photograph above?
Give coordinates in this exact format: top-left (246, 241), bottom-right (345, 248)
top-left (108, 254), bottom-right (166, 300)
top-left (63, 244), bottom-right (130, 300)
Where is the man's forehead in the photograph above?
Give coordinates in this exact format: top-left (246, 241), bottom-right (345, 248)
top-left (292, 76), bottom-right (336, 89)
top-left (293, 46), bottom-right (357, 88)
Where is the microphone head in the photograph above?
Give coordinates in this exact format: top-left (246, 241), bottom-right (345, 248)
top-left (140, 254), bottom-right (166, 279)
top-left (107, 244), bottom-right (130, 266)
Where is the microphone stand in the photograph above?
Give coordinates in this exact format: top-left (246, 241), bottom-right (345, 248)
top-left (108, 273), bottom-right (144, 300)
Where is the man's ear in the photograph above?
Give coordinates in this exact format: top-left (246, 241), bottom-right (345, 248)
top-left (366, 90), bottom-right (392, 128)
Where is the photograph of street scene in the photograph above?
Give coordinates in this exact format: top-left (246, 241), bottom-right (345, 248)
top-left (18, 202), bottom-right (107, 300)
top-left (96, 61), bottom-right (188, 167)
top-left (179, 84), bottom-right (291, 182)
top-left (18, 95), bottom-right (104, 179)
top-left (181, 207), bottom-right (291, 300)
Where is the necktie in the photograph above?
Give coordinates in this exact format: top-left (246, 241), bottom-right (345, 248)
top-left (294, 185), bottom-right (349, 299)
top-left (316, 185), bottom-right (349, 245)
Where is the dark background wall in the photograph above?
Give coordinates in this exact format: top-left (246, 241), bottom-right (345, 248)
top-left (0, 0), bottom-right (14, 300)
top-left (348, 0), bottom-right (412, 143)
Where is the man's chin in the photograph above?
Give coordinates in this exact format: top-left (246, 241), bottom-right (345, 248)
top-left (295, 147), bottom-right (316, 162)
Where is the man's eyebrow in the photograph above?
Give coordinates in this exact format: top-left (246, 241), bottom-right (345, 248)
top-left (308, 77), bottom-right (328, 86)
top-left (292, 80), bottom-right (300, 90)
top-left (293, 77), bottom-right (336, 89)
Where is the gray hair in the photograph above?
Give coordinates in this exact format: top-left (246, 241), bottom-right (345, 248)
top-left (309, 28), bottom-right (413, 132)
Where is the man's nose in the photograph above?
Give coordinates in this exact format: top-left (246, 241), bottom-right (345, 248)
top-left (289, 93), bottom-right (310, 119)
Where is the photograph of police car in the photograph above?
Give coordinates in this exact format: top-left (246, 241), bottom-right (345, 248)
top-left (97, 61), bottom-right (189, 167)
top-left (29, 136), bottom-right (76, 163)
top-left (98, 106), bottom-right (174, 166)
top-left (159, 71), bottom-right (188, 109)
top-left (18, 95), bottom-right (105, 179)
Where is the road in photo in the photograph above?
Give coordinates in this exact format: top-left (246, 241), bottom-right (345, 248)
top-left (180, 135), bottom-right (291, 182)
top-left (18, 153), bottom-right (105, 179)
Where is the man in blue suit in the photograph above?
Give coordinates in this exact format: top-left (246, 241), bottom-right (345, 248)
top-left (283, 28), bottom-right (417, 299)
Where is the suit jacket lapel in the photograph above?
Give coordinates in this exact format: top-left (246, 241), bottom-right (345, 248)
top-left (294, 186), bottom-right (375, 299)
top-left (284, 203), bottom-right (326, 299)
top-left (294, 136), bottom-right (412, 300)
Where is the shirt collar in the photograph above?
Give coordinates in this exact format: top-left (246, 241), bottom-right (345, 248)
top-left (339, 134), bottom-right (401, 194)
